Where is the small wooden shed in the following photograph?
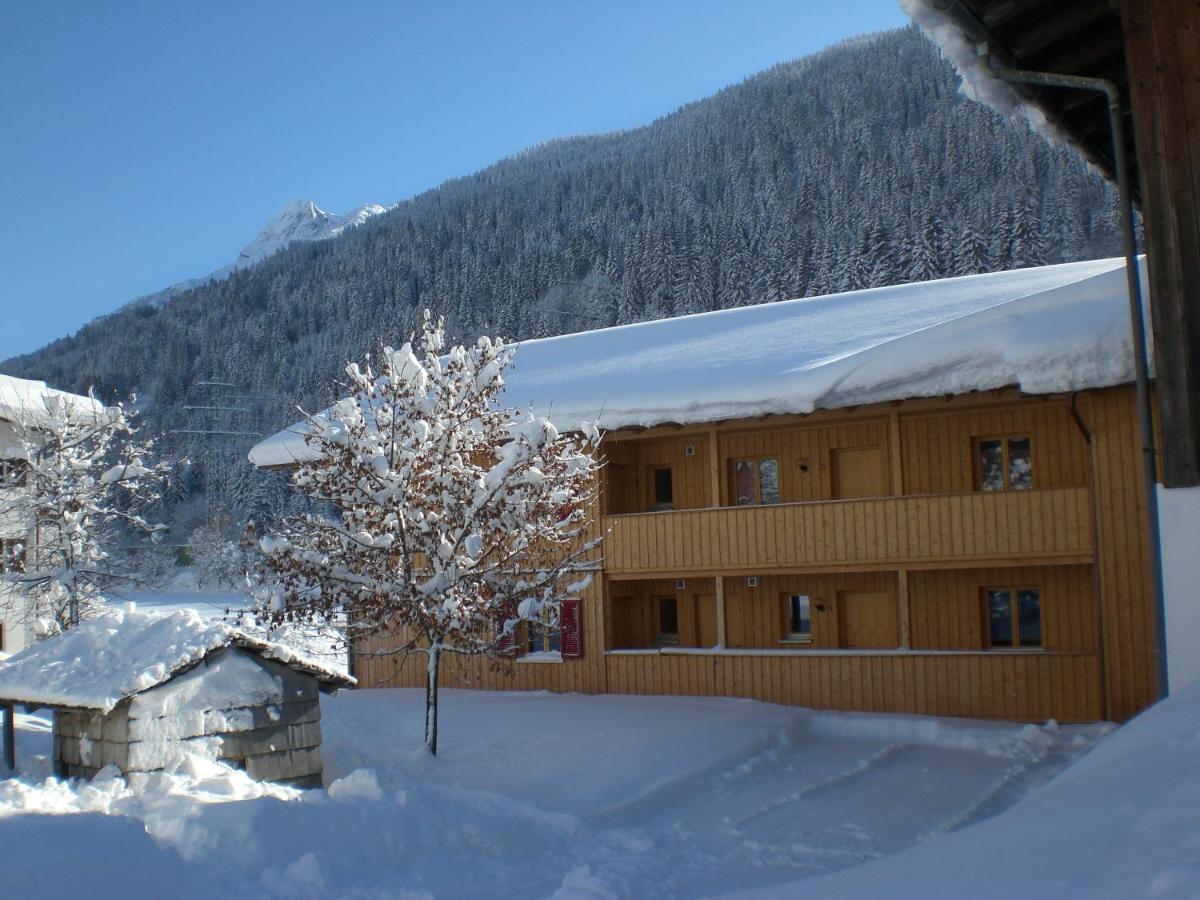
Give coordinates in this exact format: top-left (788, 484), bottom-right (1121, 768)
top-left (0, 606), bottom-right (353, 788)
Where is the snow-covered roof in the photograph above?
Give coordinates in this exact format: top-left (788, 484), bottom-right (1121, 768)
top-left (0, 605), bottom-right (353, 713)
top-left (0, 374), bottom-right (107, 454)
top-left (249, 257), bottom-right (1143, 467)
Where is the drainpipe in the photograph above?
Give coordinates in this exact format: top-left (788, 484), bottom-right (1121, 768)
top-left (977, 60), bottom-right (1168, 700)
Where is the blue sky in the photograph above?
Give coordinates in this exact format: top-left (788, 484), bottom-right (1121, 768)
top-left (0, 1), bottom-right (908, 364)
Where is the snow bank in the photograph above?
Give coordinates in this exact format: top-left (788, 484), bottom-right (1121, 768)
top-left (0, 604), bottom-right (351, 713)
top-left (766, 679), bottom-right (1200, 899)
top-left (0, 688), bottom-right (1120, 898)
top-left (250, 258), bottom-right (1143, 466)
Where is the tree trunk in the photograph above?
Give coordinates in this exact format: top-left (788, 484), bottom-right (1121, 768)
top-left (424, 640), bottom-right (442, 755)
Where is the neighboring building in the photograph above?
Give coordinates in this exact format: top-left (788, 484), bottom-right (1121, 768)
top-left (0, 606), bottom-right (353, 786)
top-left (0, 374), bottom-right (105, 654)
top-left (252, 257), bottom-right (1158, 723)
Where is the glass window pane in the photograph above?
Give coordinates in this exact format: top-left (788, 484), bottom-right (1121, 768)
top-left (978, 440), bottom-right (1004, 492)
top-left (654, 468), bottom-right (674, 505)
top-left (789, 594), bottom-right (811, 636)
top-left (527, 623), bottom-right (543, 654)
top-left (987, 589), bottom-right (1013, 646)
top-left (1008, 438), bottom-right (1033, 490)
top-left (659, 597), bottom-right (678, 635)
top-left (1017, 589), bottom-right (1041, 647)
top-left (734, 460), bottom-right (755, 505)
top-left (759, 459), bottom-right (781, 505)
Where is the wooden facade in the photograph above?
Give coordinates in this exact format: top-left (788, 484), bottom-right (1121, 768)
top-left (353, 384), bottom-right (1158, 724)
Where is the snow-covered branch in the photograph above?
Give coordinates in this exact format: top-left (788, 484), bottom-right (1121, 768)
top-left (253, 311), bottom-right (602, 753)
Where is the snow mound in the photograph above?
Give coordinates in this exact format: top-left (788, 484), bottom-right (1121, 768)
top-left (250, 257), bottom-right (1144, 466)
top-left (0, 604), bottom-right (352, 713)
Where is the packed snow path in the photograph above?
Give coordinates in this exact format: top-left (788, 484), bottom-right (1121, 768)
top-left (0, 689), bottom-right (1105, 898)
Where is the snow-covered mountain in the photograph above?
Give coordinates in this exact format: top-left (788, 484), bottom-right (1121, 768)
top-left (122, 199), bottom-right (389, 311)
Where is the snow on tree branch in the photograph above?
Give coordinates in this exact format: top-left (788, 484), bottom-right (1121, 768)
top-left (0, 391), bottom-right (173, 635)
top-left (253, 311), bottom-right (602, 753)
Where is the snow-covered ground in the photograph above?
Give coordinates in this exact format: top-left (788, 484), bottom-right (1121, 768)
top-left (0, 684), bottom-right (1124, 899)
top-left (2, 591), bottom-right (1197, 897)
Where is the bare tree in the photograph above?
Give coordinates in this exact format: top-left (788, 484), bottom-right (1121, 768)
top-left (254, 312), bottom-right (601, 754)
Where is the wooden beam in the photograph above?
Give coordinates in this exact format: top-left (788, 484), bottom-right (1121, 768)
top-left (1122, 0), bottom-right (1200, 486)
top-left (889, 409), bottom-right (904, 495)
top-left (708, 427), bottom-right (722, 508)
top-left (714, 575), bottom-right (727, 648)
top-left (897, 570), bottom-right (911, 649)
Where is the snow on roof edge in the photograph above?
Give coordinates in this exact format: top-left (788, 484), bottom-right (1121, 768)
top-left (249, 258), bottom-right (1144, 468)
top-left (0, 606), bottom-right (354, 713)
top-left (899, 0), bottom-right (1079, 151)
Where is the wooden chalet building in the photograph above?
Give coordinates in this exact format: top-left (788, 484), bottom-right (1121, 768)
top-left (252, 257), bottom-right (1159, 724)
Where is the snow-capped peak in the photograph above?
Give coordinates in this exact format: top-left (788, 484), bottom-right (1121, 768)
top-left (119, 198), bottom-right (391, 313)
top-left (235, 199), bottom-right (387, 265)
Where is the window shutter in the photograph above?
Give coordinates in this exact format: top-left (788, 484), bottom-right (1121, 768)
top-left (497, 599), bottom-right (519, 658)
top-left (560, 597), bottom-right (583, 658)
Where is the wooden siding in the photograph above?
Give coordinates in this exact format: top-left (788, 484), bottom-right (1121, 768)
top-left (900, 402), bottom-right (1089, 495)
top-left (723, 571), bottom-right (892, 649)
top-left (1079, 387), bottom-right (1158, 720)
top-left (907, 565), bottom-right (1097, 653)
top-left (602, 650), bottom-right (1102, 722)
top-left (610, 577), bottom-right (718, 649)
top-left (718, 419), bottom-right (893, 503)
top-left (602, 437), bottom-right (711, 514)
top-left (602, 487), bottom-right (1093, 576)
top-left (349, 386), bottom-right (1156, 724)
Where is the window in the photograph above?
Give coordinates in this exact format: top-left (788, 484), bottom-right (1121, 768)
top-left (526, 621), bottom-right (561, 655)
top-left (0, 458), bottom-right (27, 487)
top-left (976, 436), bottom-right (1033, 492)
top-left (733, 458), bottom-right (781, 505)
top-left (784, 594), bottom-right (812, 642)
top-left (0, 539), bottom-right (24, 574)
top-left (650, 467), bottom-right (674, 510)
top-left (984, 587), bottom-right (1041, 649)
top-left (657, 596), bottom-right (679, 642)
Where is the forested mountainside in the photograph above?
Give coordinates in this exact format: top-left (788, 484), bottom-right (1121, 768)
top-left (3, 26), bottom-right (1123, 530)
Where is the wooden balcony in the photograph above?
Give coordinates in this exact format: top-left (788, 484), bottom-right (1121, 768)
top-left (602, 487), bottom-right (1093, 577)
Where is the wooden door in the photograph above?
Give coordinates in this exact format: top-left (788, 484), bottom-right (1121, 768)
top-left (604, 463), bottom-right (637, 515)
top-left (839, 590), bottom-right (898, 649)
top-left (693, 594), bottom-right (718, 648)
top-left (831, 446), bottom-right (887, 499)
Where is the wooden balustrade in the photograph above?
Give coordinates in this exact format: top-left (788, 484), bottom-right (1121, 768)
top-left (602, 487), bottom-right (1093, 576)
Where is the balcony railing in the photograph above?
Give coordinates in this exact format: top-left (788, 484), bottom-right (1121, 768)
top-left (602, 487), bottom-right (1093, 576)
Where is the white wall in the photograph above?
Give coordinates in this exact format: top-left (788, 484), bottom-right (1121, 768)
top-left (0, 418), bottom-right (32, 654)
top-left (1158, 484), bottom-right (1200, 692)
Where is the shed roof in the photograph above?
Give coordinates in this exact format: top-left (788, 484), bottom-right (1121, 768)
top-left (0, 605), bottom-right (354, 713)
top-left (250, 256), bottom-right (1144, 467)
